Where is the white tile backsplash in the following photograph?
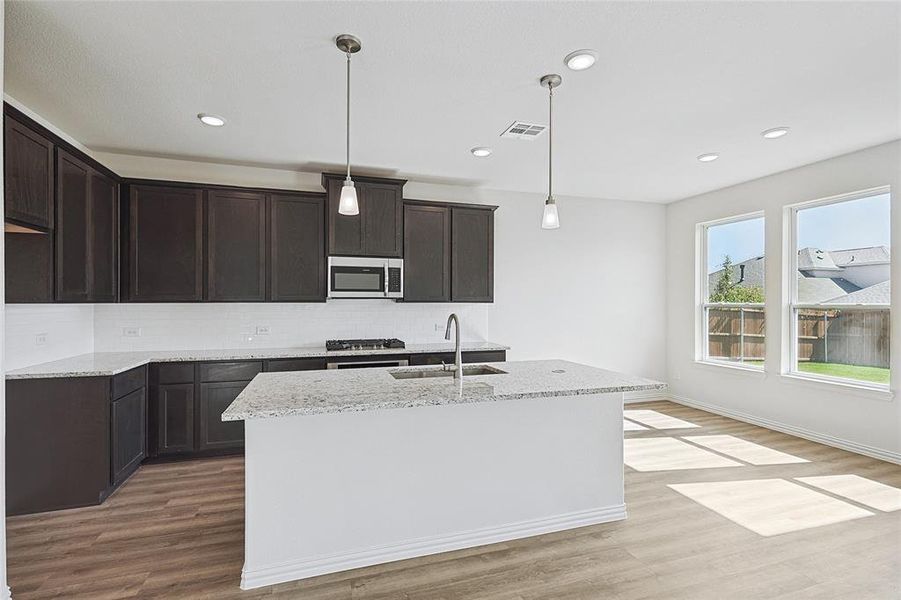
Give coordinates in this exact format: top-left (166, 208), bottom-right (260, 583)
top-left (5, 304), bottom-right (94, 369)
top-left (93, 302), bottom-right (489, 352)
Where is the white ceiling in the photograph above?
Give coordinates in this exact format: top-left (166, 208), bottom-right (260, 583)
top-left (5, 1), bottom-right (899, 203)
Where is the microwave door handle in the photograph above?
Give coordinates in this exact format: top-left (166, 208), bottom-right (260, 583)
top-left (384, 265), bottom-right (389, 297)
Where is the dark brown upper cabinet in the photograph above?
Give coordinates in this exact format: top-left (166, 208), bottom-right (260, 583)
top-left (90, 171), bottom-right (119, 302)
top-left (323, 173), bottom-right (404, 257)
top-left (5, 232), bottom-right (53, 303)
top-left (451, 207), bottom-right (495, 302)
top-left (128, 184), bottom-right (203, 302)
top-left (4, 114), bottom-right (54, 231)
top-left (55, 149), bottom-right (119, 303)
top-left (55, 150), bottom-right (92, 301)
top-left (205, 190), bottom-right (266, 302)
top-left (269, 193), bottom-right (326, 302)
top-left (403, 203), bottom-right (450, 302)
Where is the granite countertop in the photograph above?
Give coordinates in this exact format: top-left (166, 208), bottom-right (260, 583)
top-left (221, 359), bottom-right (666, 421)
top-left (4, 342), bottom-right (510, 380)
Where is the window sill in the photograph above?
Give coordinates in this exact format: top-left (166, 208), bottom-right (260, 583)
top-left (694, 360), bottom-right (767, 378)
top-left (779, 372), bottom-right (895, 402)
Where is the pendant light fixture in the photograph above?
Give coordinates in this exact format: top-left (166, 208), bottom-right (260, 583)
top-left (336, 34), bottom-right (362, 216)
top-left (540, 74), bottom-right (562, 229)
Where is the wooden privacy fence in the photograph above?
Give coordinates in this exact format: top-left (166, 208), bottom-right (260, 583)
top-left (707, 306), bottom-right (890, 368)
top-left (797, 308), bottom-right (890, 368)
top-left (707, 307), bottom-right (766, 362)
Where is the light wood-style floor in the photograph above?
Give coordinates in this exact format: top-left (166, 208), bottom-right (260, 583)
top-left (7, 400), bottom-right (901, 599)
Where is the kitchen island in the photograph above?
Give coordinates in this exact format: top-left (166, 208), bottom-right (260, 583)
top-left (222, 360), bottom-right (664, 590)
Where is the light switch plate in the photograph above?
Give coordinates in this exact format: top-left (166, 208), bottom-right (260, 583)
top-left (255, 326), bottom-right (271, 335)
top-left (35, 333), bottom-right (48, 346)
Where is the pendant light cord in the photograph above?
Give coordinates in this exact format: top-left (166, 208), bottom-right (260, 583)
top-left (346, 51), bottom-right (352, 180)
top-left (548, 84), bottom-right (553, 202)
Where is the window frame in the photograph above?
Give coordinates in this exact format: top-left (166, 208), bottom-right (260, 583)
top-left (783, 185), bottom-right (892, 391)
top-left (696, 211), bottom-right (767, 371)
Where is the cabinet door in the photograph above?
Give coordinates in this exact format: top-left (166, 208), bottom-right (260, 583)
top-left (129, 185), bottom-right (203, 301)
top-left (112, 388), bottom-right (146, 485)
top-left (198, 382), bottom-right (246, 451)
top-left (4, 115), bottom-right (54, 230)
top-left (326, 177), bottom-right (364, 256)
top-left (362, 183), bottom-right (403, 257)
top-left (206, 190), bottom-right (266, 301)
top-left (269, 193), bottom-right (326, 301)
top-left (403, 204), bottom-right (450, 302)
top-left (156, 383), bottom-right (195, 455)
top-left (55, 150), bottom-right (92, 302)
top-left (90, 172), bottom-right (118, 302)
top-left (451, 208), bottom-right (494, 302)
top-left (5, 232), bottom-right (53, 303)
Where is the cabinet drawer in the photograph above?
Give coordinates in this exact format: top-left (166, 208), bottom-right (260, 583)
top-left (462, 350), bottom-right (506, 363)
top-left (199, 361), bottom-right (262, 382)
top-left (265, 358), bottom-right (327, 372)
top-left (112, 366), bottom-right (146, 400)
top-left (157, 362), bottom-right (195, 385)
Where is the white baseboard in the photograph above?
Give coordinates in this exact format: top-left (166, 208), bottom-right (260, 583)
top-left (666, 393), bottom-right (901, 465)
top-left (624, 389), bottom-right (670, 404)
top-left (241, 504), bottom-right (627, 590)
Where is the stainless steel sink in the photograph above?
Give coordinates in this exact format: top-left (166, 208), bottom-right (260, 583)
top-left (390, 365), bottom-right (507, 380)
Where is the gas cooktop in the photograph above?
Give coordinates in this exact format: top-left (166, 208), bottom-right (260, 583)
top-left (326, 338), bottom-right (406, 352)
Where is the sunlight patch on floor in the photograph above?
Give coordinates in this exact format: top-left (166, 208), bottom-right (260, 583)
top-left (669, 479), bottom-right (873, 536)
top-left (796, 475), bottom-right (901, 512)
top-left (623, 419), bottom-right (648, 431)
top-left (624, 409), bottom-right (700, 430)
top-left (624, 438), bottom-right (741, 472)
top-left (683, 434), bottom-right (809, 465)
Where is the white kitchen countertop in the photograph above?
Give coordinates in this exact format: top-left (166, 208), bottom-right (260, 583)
top-left (221, 359), bottom-right (666, 421)
top-left (4, 342), bottom-right (510, 380)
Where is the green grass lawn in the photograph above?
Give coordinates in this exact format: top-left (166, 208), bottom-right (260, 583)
top-left (728, 359), bottom-right (889, 385)
top-left (796, 362), bottom-right (890, 385)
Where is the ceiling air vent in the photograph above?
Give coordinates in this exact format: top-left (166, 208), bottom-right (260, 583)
top-left (500, 121), bottom-right (547, 141)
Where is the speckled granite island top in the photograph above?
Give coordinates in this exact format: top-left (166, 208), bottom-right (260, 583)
top-left (221, 360), bottom-right (665, 421)
top-left (5, 342), bottom-right (509, 379)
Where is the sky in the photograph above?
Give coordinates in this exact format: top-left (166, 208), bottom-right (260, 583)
top-left (707, 193), bottom-right (891, 272)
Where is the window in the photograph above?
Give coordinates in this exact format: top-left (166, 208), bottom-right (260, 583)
top-left (788, 188), bottom-right (891, 387)
top-left (699, 214), bottom-right (766, 368)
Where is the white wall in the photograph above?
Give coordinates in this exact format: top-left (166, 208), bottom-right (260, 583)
top-left (666, 140), bottom-right (901, 461)
top-left (5, 144), bottom-right (667, 381)
top-left (1, 3), bottom-right (10, 596)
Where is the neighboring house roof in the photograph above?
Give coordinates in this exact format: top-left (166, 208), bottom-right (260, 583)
top-left (830, 245), bottom-right (891, 267)
top-left (707, 255), bottom-right (765, 290)
top-left (827, 280), bottom-right (891, 304)
top-left (797, 247), bottom-right (842, 271)
top-left (798, 276), bottom-right (861, 304)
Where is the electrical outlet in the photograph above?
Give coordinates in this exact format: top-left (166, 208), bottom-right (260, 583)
top-left (122, 327), bottom-right (141, 338)
top-left (35, 333), bottom-right (48, 347)
top-left (255, 325), bottom-right (271, 335)
top-left (673, 371), bottom-right (682, 381)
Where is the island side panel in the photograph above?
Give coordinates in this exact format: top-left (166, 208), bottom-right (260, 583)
top-left (241, 392), bottom-right (625, 590)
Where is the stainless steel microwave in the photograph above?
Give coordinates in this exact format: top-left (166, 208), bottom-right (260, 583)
top-left (327, 257), bottom-right (403, 299)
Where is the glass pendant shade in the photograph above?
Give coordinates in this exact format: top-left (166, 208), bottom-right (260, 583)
top-left (541, 200), bottom-right (560, 229)
top-left (338, 179), bottom-right (359, 215)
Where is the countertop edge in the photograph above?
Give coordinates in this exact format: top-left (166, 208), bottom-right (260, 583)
top-left (5, 343), bottom-right (512, 380)
top-left (221, 382), bottom-right (668, 422)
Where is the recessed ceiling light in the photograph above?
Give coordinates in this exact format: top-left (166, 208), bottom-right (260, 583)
top-left (197, 113), bottom-right (226, 127)
top-left (697, 153), bottom-right (719, 162)
top-left (564, 49), bottom-right (598, 71)
top-left (761, 126), bottom-right (790, 139)
top-left (470, 146), bottom-right (492, 157)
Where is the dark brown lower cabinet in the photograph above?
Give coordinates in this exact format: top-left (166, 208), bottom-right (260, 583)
top-left (198, 382), bottom-right (246, 451)
top-left (112, 388), bottom-right (146, 485)
top-left (156, 383), bottom-right (195, 456)
top-left (265, 357), bottom-right (328, 372)
top-left (409, 350), bottom-right (507, 366)
top-left (6, 365), bottom-right (147, 516)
